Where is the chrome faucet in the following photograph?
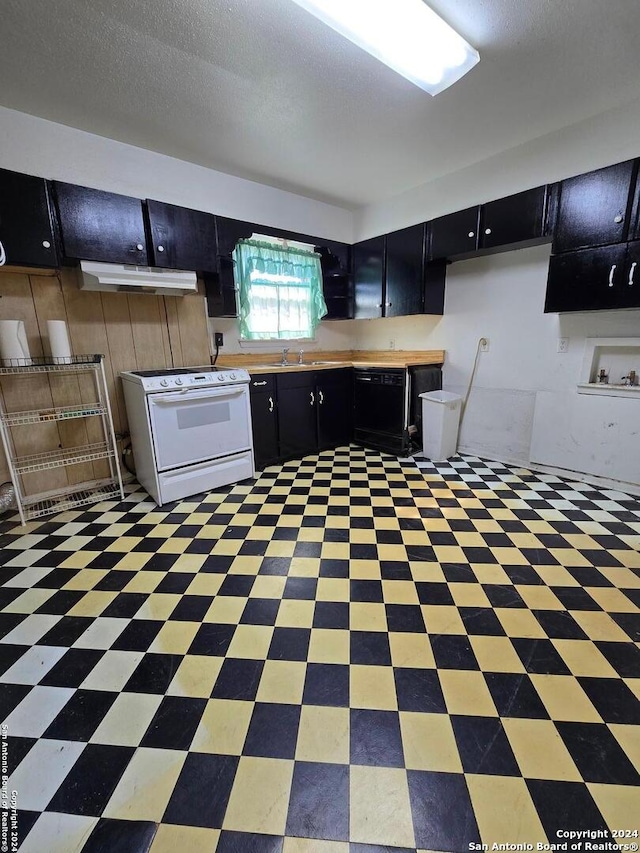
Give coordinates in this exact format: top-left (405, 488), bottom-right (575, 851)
top-left (281, 348), bottom-right (290, 366)
top-left (298, 349), bottom-right (304, 365)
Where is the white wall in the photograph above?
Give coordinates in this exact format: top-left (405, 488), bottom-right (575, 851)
top-left (0, 106), bottom-right (353, 242)
top-left (349, 96), bottom-right (640, 488)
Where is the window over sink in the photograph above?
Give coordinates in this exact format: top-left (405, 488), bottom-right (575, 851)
top-left (234, 235), bottom-right (327, 340)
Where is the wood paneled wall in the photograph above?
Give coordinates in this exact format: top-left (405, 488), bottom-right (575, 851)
top-left (0, 266), bottom-right (211, 493)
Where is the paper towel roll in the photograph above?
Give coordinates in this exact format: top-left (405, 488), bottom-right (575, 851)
top-left (47, 320), bottom-right (72, 360)
top-left (0, 320), bottom-right (31, 363)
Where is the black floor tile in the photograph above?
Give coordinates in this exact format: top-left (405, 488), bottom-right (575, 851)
top-left (241, 598), bottom-right (280, 626)
top-left (111, 619), bottom-right (163, 652)
top-left (526, 780), bottom-right (610, 838)
top-left (594, 640), bottom-right (640, 677)
top-left (430, 635), bottom-right (479, 670)
top-left (552, 587), bottom-right (602, 611)
top-left (555, 722), bottom-right (640, 785)
top-left (188, 623), bottom-right (237, 656)
top-left (38, 616), bottom-right (93, 647)
top-left (415, 583), bottom-right (454, 606)
top-left (319, 559), bottom-right (349, 578)
top-left (532, 610), bottom-right (588, 640)
top-left (43, 689), bottom-right (117, 741)
top-left (80, 817), bottom-right (158, 853)
top-left (123, 653), bottom-right (183, 694)
top-left (35, 590), bottom-right (86, 615)
top-left (481, 585), bottom-right (526, 609)
top-left (451, 716), bottom-right (520, 776)
top-left (169, 595), bottom-right (214, 622)
top-left (458, 607), bottom-right (506, 636)
top-left (283, 578), bottom-right (318, 600)
top-left (4, 736), bottom-right (36, 775)
top-left (407, 770), bottom-right (480, 852)
top-left (350, 708), bottom-right (404, 767)
top-left (212, 658), bottom-right (264, 700)
top-left (140, 696), bottom-right (207, 750)
top-left (350, 631), bottom-right (392, 666)
top-left (313, 601), bottom-right (349, 629)
top-left (286, 761), bottom-right (349, 841)
top-left (268, 627), bottom-right (311, 661)
top-left (0, 642), bottom-right (28, 675)
top-left (243, 702), bottom-right (301, 759)
top-left (350, 580), bottom-right (384, 603)
top-left (162, 752), bottom-right (239, 828)
top-left (484, 673), bottom-right (550, 719)
top-left (40, 648), bottom-right (105, 688)
top-left (511, 638), bottom-right (571, 675)
top-left (219, 575), bottom-right (255, 597)
top-left (577, 677), bottom-right (640, 724)
top-left (394, 668), bottom-right (447, 713)
top-left (385, 605), bottom-right (426, 634)
top-left (101, 593), bottom-right (148, 619)
top-left (216, 831), bottom-right (283, 852)
top-left (303, 663), bottom-right (350, 707)
top-left (47, 743), bottom-right (135, 815)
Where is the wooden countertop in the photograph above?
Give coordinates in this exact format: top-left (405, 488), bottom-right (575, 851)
top-left (215, 349), bottom-right (445, 374)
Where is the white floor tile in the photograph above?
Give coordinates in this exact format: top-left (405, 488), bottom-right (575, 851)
top-left (0, 645), bottom-right (66, 684)
top-left (8, 738), bottom-right (85, 810)
top-left (3, 685), bottom-right (74, 737)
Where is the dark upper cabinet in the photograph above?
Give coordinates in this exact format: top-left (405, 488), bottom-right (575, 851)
top-left (429, 206), bottom-right (480, 260)
top-left (0, 168), bottom-right (57, 268)
top-left (277, 372), bottom-right (317, 460)
top-left (316, 368), bottom-right (353, 450)
top-left (319, 245), bottom-right (352, 320)
top-left (53, 182), bottom-right (148, 265)
top-left (146, 200), bottom-right (217, 272)
top-left (552, 160), bottom-right (637, 254)
top-left (249, 374), bottom-right (279, 470)
top-left (385, 224), bottom-right (425, 317)
top-left (480, 187), bottom-right (546, 251)
top-left (619, 240), bottom-right (640, 309)
top-left (353, 236), bottom-right (385, 319)
top-left (544, 244), bottom-right (627, 312)
top-left (424, 260), bottom-right (447, 315)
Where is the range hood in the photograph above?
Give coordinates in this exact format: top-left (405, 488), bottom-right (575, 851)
top-left (80, 260), bottom-right (198, 297)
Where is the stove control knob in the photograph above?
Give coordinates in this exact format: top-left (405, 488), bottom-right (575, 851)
top-left (230, 373), bottom-right (236, 380)
top-left (160, 379), bottom-right (169, 387)
top-left (175, 377), bottom-right (183, 385)
top-left (217, 374), bottom-right (225, 381)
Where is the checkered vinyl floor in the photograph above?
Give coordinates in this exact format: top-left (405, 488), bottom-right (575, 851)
top-left (1, 446), bottom-right (639, 853)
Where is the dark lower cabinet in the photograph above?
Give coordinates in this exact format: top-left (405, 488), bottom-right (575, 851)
top-left (53, 182), bottom-right (149, 265)
top-left (276, 372), bottom-right (318, 461)
top-left (0, 168), bottom-right (57, 268)
top-left (146, 200), bottom-right (217, 272)
top-left (249, 369), bottom-right (353, 468)
top-left (317, 369), bottom-right (353, 449)
top-left (545, 244), bottom-right (628, 312)
top-left (249, 375), bottom-right (279, 470)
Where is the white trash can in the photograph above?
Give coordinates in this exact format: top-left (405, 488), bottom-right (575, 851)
top-left (419, 391), bottom-right (462, 462)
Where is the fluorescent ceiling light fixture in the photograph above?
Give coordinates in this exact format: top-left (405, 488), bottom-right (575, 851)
top-left (290, 0), bottom-right (479, 95)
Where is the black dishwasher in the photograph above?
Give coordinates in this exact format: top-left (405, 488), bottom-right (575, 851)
top-left (353, 368), bottom-right (408, 456)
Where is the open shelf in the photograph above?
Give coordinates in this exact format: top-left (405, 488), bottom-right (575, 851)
top-left (578, 337), bottom-right (640, 398)
top-left (22, 480), bottom-right (123, 520)
top-left (14, 442), bottom-right (116, 474)
top-left (1, 403), bottom-right (107, 427)
top-left (0, 354), bottom-right (102, 375)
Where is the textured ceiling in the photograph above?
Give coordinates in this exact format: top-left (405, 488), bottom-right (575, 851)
top-left (2, 0), bottom-right (640, 207)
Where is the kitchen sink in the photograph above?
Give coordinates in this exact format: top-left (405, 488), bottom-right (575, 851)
top-left (261, 360), bottom-right (343, 367)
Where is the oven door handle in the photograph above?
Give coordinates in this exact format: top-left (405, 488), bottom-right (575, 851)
top-left (149, 386), bottom-right (246, 404)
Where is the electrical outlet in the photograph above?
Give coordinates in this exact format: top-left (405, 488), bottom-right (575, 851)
top-left (480, 337), bottom-right (489, 352)
top-left (215, 332), bottom-right (224, 348)
top-left (558, 337), bottom-right (569, 353)
top-left (389, 339), bottom-right (395, 350)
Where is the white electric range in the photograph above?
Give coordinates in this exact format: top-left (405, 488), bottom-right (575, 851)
top-left (120, 366), bottom-right (254, 506)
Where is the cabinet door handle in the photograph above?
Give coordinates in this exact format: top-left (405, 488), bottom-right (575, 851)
top-left (42, 240), bottom-right (51, 249)
top-left (319, 390), bottom-right (324, 405)
top-left (614, 214), bottom-right (624, 224)
top-left (377, 303), bottom-right (383, 308)
top-left (310, 391), bottom-right (315, 406)
top-left (0, 240), bottom-right (5, 266)
top-left (136, 243), bottom-right (144, 251)
top-left (157, 245), bottom-right (165, 252)
top-left (608, 264), bottom-right (617, 287)
top-left (468, 231), bottom-right (475, 238)
top-left (268, 396), bottom-right (274, 413)
top-left (629, 262), bottom-right (637, 286)
top-left (253, 380), bottom-right (267, 386)
top-left (385, 302), bottom-right (392, 307)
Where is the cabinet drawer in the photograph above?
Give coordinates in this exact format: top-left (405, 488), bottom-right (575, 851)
top-left (249, 374), bottom-right (276, 394)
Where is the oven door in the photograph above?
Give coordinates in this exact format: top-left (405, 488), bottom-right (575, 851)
top-left (148, 385), bottom-right (251, 472)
